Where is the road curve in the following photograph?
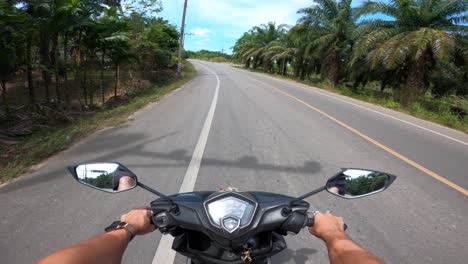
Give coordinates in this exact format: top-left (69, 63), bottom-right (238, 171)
top-left (0, 60), bottom-right (467, 264)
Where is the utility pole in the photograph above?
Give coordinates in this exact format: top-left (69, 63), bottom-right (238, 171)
top-left (177, 0), bottom-right (188, 78)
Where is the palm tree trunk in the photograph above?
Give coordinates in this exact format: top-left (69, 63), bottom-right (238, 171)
top-left (26, 39), bottom-right (35, 107)
top-left (81, 54), bottom-right (88, 106)
top-left (282, 58), bottom-right (287, 76)
top-left (402, 57), bottom-right (425, 106)
top-left (293, 61), bottom-right (300, 78)
top-left (89, 63), bottom-right (94, 106)
top-left (76, 29), bottom-right (85, 107)
top-left (51, 33), bottom-right (60, 103)
top-left (114, 63), bottom-right (120, 97)
top-left (40, 30), bottom-right (51, 103)
top-left (63, 34), bottom-right (70, 111)
top-left (380, 76), bottom-right (387, 92)
top-left (1, 80), bottom-right (8, 114)
top-left (244, 57), bottom-right (250, 68)
top-left (327, 49), bottom-right (340, 87)
top-left (83, 63), bottom-right (88, 106)
top-left (101, 48), bottom-right (105, 104)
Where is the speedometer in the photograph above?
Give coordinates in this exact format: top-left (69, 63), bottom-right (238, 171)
top-left (205, 195), bottom-right (256, 232)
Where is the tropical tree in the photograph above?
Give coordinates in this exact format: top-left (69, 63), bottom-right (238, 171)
top-left (107, 37), bottom-right (133, 97)
top-left (353, 0), bottom-right (468, 104)
top-left (233, 22), bottom-right (288, 71)
top-left (0, 0), bottom-right (25, 113)
top-left (137, 17), bottom-right (179, 71)
top-left (298, 0), bottom-right (357, 86)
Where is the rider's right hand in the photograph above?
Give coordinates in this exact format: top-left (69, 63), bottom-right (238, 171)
top-left (308, 213), bottom-right (347, 243)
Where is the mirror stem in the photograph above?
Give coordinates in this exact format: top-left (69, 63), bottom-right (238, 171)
top-left (295, 186), bottom-right (326, 201)
top-left (137, 182), bottom-right (169, 198)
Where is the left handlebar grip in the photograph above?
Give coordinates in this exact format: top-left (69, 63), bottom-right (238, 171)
top-left (153, 212), bottom-right (172, 228)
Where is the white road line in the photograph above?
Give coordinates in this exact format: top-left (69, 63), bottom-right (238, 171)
top-left (242, 70), bottom-right (468, 147)
top-left (152, 63), bottom-right (220, 264)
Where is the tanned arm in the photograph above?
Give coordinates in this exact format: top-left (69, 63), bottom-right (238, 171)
top-left (309, 213), bottom-right (384, 264)
top-left (37, 208), bottom-right (155, 264)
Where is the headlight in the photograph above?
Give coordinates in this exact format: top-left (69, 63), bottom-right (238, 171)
top-left (205, 196), bottom-right (256, 232)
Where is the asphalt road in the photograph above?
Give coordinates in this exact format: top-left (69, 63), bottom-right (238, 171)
top-left (1, 60), bottom-right (467, 264)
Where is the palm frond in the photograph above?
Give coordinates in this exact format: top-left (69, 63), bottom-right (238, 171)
top-left (381, 32), bottom-right (410, 70)
top-left (357, 0), bottom-right (399, 18)
top-left (430, 29), bottom-right (456, 60)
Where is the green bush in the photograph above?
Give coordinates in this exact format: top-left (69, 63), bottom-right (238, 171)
top-left (385, 100), bottom-right (400, 109)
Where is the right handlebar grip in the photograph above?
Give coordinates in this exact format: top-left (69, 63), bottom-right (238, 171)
top-left (304, 215), bottom-right (348, 231)
top-left (305, 216), bottom-right (315, 227)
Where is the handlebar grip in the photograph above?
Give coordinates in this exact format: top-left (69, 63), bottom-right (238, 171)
top-left (305, 216), bottom-right (315, 227)
top-left (304, 215), bottom-right (348, 231)
top-left (153, 212), bottom-right (171, 228)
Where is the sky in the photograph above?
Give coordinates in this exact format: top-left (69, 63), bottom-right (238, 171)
top-left (157, 0), bottom-right (369, 53)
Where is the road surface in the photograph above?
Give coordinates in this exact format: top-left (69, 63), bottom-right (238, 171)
top-left (1, 60), bottom-right (467, 264)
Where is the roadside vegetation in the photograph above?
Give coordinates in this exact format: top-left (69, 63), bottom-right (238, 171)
top-left (232, 0), bottom-right (468, 132)
top-left (186, 50), bottom-right (232, 63)
top-left (0, 0), bottom-right (197, 183)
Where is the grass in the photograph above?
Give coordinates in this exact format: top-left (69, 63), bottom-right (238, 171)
top-left (190, 56), bottom-right (231, 63)
top-left (0, 61), bottom-right (197, 184)
top-left (239, 66), bottom-right (468, 133)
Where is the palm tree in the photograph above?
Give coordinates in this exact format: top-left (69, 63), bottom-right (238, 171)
top-left (298, 0), bottom-right (357, 86)
top-left (266, 23), bottom-right (314, 79)
top-left (233, 22), bottom-right (288, 71)
top-left (353, 0), bottom-right (468, 104)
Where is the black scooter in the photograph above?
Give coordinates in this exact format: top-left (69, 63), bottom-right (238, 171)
top-left (68, 162), bottom-right (396, 264)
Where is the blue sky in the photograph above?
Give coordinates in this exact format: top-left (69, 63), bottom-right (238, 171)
top-left (158, 0), bottom-right (368, 53)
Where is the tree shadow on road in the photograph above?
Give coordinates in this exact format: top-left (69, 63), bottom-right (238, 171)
top-left (124, 152), bottom-right (322, 175)
top-left (0, 131), bottom-right (179, 194)
top-left (0, 130), bottom-right (322, 193)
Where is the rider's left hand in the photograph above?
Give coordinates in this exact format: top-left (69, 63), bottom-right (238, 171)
top-left (121, 208), bottom-right (156, 235)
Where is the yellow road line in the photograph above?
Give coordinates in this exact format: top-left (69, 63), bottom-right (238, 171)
top-left (247, 76), bottom-right (468, 196)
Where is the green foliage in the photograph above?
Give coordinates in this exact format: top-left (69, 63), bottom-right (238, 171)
top-left (186, 50), bottom-right (232, 62)
top-left (136, 17), bottom-right (179, 69)
top-left (346, 173), bottom-right (387, 196)
top-left (233, 0), bottom-right (467, 129)
top-left (84, 173), bottom-right (113, 189)
top-left (352, 0), bottom-right (467, 103)
top-left (232, 22), bottom-right (289, 71)
top-left (0, 0), bottom-right (180, 109)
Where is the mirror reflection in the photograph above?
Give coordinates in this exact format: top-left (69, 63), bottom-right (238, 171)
top-left (75, 163), bottom-right (137, 192)
top-left (327, 169), bottom-right (391, 198)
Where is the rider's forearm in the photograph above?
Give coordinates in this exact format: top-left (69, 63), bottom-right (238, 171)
top-left (37, 229), bottom-right (131, 264)
top-left (324, 233), bottom-right (385, 264)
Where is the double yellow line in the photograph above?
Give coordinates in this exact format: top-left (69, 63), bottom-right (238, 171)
top-left (246, 75), bottom-right (468, 196)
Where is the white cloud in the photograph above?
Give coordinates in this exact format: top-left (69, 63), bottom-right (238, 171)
top-left (188, 0), bottom-right (312, 29)
top-left (191, 27), bottom-right (211, 36)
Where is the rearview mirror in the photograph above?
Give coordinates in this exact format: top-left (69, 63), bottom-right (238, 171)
top-left (68, 162), bottom-right (138, 193)
top-left (326, 169), bottom-right (396, 199)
